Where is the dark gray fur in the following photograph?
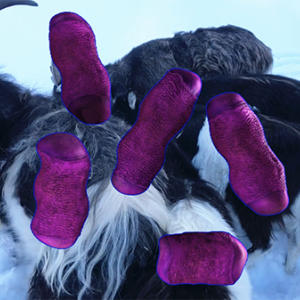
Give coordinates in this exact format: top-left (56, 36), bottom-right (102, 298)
top-left (104, 25), bottom-right (273, 120)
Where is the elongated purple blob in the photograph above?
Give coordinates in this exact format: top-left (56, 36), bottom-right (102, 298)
top-left (49, 12), bottom-right (111, 124)
top-left (157, 231), bottom-right (247, 285)
top-left (206, 92), bottom-right (289, 215)
top-left (112, 68), bottom-right (201, 195)
top-left (31, 133), bottom-right (91, 249)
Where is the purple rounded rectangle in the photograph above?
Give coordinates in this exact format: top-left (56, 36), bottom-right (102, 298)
top-left (49, 12), bottom-right (111, 124)
top-left (157, 231), bottom-right (248, 286)
top-left (206, 92), bottom-right (289, 216)
top-left (31, 132), bottom-right (91, 249)
top-left (112, 68), bottom-right (201, 195)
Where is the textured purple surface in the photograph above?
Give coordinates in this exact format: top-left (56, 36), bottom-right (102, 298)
top-left (157, 231), bottom-right (247, 285)
top-left (207, 92), bottom-right (289, 215)
top-left (49, 12), bottom-right (111, 124)
top-left (31, 133), bottom-right (91, 249)
top-left (111, 68), bottom-right (201, 195)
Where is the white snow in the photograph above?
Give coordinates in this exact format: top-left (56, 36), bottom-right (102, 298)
top-left (0, 227), bottom-right (34, 300)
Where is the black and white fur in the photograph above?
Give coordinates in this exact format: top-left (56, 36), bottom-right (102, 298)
top-left (101, 48), bottom-right (300, 276)
top-left (104, 60), bottom-right (300, 277)
top-left (181, 108), bottom-right (300, 276)
top-left (0, 73), bottom-right (252, 299)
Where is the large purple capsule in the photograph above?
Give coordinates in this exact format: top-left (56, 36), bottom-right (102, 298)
top-left (31, 132), bottom-right (91, 249)
top-left (49, 12), bottom-right (111, 124)
top-left (157, 231), bottom-right (247, 286)
top-left (112, 68), bottom-right (201, 195)
top-left (206, 92), bottom-right (289, 216)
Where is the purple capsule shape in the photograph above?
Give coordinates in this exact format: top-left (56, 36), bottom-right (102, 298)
top-left (112, 68), bottom-right (201, 195)
top-left (49, 12), bottom-right (111, 124)
top-left (206, 92), bottom-right (289, 216)
top-left (30, 132), bottom-right (91, 249)
top-left (157, 231), bottom-right (247, 286)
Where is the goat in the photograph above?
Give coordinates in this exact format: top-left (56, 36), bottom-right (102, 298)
top-left (0, 2), bottom-right (253, 299)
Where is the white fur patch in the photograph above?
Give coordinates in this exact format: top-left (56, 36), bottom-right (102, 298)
top-left (192, 117), bottom-right (229, 198)
top-left (167, 199), bottom-right (234, 235)
top-left (127, 91), bottom-right (137, 110)
top-left (2, 152), bottom-right (43, 264)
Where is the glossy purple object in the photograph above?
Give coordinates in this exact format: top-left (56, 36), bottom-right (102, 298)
top-left (206, 92), bottom-right (289, 215)
top-left (157, 231), bottom-right (247, 286)
top-left (31, 133), bottom-right (91, 249)
top-left (112, 68), bottom-right (201, 195)
top-left (49, 12), bottom-right (111, 124)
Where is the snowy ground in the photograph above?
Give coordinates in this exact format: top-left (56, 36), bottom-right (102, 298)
top-left (0, 53), bottom-right (300, 300)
